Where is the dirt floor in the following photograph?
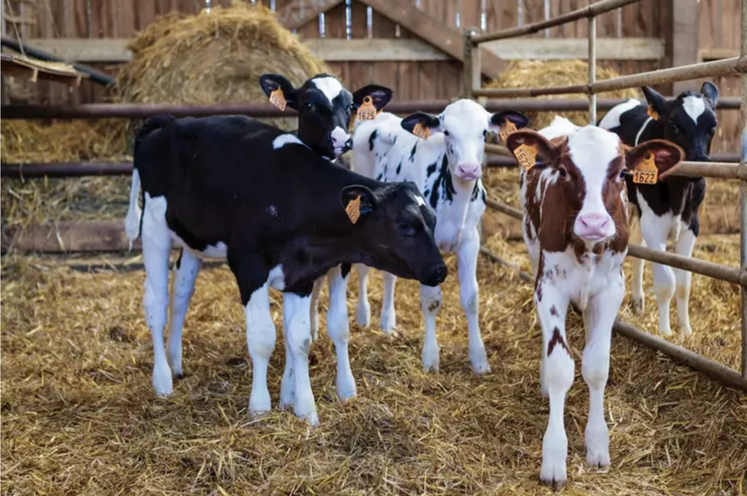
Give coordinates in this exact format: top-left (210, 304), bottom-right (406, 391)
top-left (2, 230), bottom-right (746, 495)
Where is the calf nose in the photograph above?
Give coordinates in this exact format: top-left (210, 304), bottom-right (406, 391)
top-left (575, 213), bottom-right (612, 241)
top-left (329, 127), bottom-right (351, 150)
top-left (344, 137), bottom-right (353, 152)
top-left (455, 163), bottom-right (481, 180)
top-left (424, 264), bottom-right (448, 286)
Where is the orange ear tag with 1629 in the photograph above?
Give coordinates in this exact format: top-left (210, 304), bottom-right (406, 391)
top-left (412, 123), bottom-right (431, 140)
top-left (356, 95), bottom-right (377, 121)
top-left (632, 152), bottom-right (658, 184)
top-left (345, 195), bottom-right (362, 224)
top-left (647, 105), bottom-right (659, 121)
top-left (514, 143), bottom-right (538, 171)
top-left (499, 119), bottom-right (517, 142)
top-left (269, 88), bottom-right (286, 111)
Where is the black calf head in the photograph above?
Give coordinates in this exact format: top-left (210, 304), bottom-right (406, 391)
top-left (340, 182), bottom-right (446, 286)
top-left (260, 73), bottom-right (393, 160)
top-left (643, 82), bottom-right (719, 162)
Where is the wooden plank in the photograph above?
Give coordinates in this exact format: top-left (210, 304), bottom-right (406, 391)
top-left (481, 37), bottom-right (665, 60)
top-left (669, 0), bottom-right (699, 93)
top-left (276, 0), bottom-right (345, 29)
top-left (2, 221), bottom-right (135, 253)
top-left (305, 38), bottom-right (450, 60)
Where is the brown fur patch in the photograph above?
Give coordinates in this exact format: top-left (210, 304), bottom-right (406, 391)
top-left (547, 327), bottom-right (568, 356)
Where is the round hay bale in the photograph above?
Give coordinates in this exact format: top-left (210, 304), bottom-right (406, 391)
top-left (116, 3), bottom-right (330, 130)
top-left (485, 60), bottom-right (641, 131)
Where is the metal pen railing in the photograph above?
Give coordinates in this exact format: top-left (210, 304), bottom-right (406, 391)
top-left (465, 0), bottom-right (747, 391)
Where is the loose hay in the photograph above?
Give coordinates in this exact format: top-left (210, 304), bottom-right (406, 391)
top-left (2, 244), bottom-right (745, 495)
top-left (116, 3), bottom-right (330, 131)
top-left (486, 60), bottom-right (641, 130)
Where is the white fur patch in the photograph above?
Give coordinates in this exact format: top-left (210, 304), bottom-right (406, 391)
top-left (202, 242), bottom-right (228, 258)
top-left (273, 134), bottom-right (307, 149)
top-left (682, 95), bottom-right (706, 124)
top-left (268, 265), bottom-right (285, 291)
top-left (312, 76), bottom-right (343, 103)
top-left (414, 195), bottom-right (426, 207)
top-left (635, 117), bottom-right (653, 146)
top-left (598, 98), bottom-right (640, 130)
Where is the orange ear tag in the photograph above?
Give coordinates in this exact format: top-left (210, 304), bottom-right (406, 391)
top-left (356, 95), bottom-right (377, 121)
top-left (632, 152), bottom-right (658, 184)
top-left (647, 105), bottom-right (659, 121)
top-left (412, 123), bottom-right (431, 140)
top-left (269, 88), bottom-right (286, 111)
top-left (345, 195), bottom-right (362, 224)
top-left (499, 119), bottom-right (518, 142)
top-left (514, 143), bottom-right (538, 171)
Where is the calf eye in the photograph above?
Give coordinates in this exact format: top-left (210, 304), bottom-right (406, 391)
top-left (619, 170), bottom-right (628, 180)
top-left (304, 102), bottom-right (314, 110)
top-left (483, 130), bottom-right (488, 140)
top-left (397, 222), bottom-right (415, 236)
top-left (443, 130), bottom-right (450, 137)
top-left (558, 168), bottom-right (567, 178)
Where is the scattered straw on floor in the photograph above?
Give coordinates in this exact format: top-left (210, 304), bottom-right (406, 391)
top-left (2, 240), bottom-right (745, 495)
top-left (117, 2), bottom-right (329, 131)
top-left (486, 60), bottom-right (641, 130)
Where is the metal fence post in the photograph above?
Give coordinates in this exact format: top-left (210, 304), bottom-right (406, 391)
top-left (588, 15), bottom-right (597, 124)
top-left (463, 28), bottom-right (480, 99)
top-left (740, 0), bottom-right (747, 378)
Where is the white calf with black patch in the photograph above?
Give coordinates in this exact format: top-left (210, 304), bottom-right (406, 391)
top-left (599, 83), bottom-right (719, 335)
top-left (506, 118), bottom-right (683, 489)
top-left (351, 99), bottom-right (530, 374)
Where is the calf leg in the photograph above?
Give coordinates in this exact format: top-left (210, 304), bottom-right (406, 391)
top-left (536, 282), bottom-right (573, 490)
top-left (420, 284), bottom-right (443, 372)
top-left (309, 276), bottom-right (324, 341)
top-left (355, 264), bottom-right (371, 327)
top-left (629, 211), bottom-right (646, 315)
top-left (284, 291), bottom-right (319, 425)
top-left (582, 276), bottom-right (623, 469)
top-left (458, 229), bottom-right (490, 375)
top-left (279, 322), bottom-right (295, 410)
top-left (673, 227), bottom-right (696, 335)
top-left (167, 249), bottom-right (202, 379)
top-left (641, 220), bottom-right (674, 335)
top-left (141, 199), bottom-right (174, 396)
top-left (244, 282), bottom-right (276, 416)
top-left (380, 272), bottom-right (398, 335)
top-left (327, 266), bottom-right (356, 400)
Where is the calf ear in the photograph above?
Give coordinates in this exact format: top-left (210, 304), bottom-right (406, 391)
top-left (642, 86), bottom-right (667, 118)
top-left (626, 139), bottom-right (684, 180)
top-left (489, 110), bottom-right (531, 133)
top-left (505, 130), bottom-right (559, 170)
top-left (401, 112), bottom-right (442, 136)
top-left (353, 85), bottom-right (393, 111)
top-left (340, 185), bottom-right (378, 223)
top-left (259, 74), bottom-right (298, 110)
top-left (701, 81), bottom-right (719, 107)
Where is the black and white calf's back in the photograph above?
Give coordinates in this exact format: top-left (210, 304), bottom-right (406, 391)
top-left (599, 82), bottom-right (719, 335)
top-left (351, 99), bottom-right (530, 374)
top-left (126, 112), bottom-right (445, 426)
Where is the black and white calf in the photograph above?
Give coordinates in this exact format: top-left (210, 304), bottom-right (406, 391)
top-left (351, 99), bottom-right (530, 373)
top-left (125, 114), bottom-right (446, 425)
top-left (259, 73), bottom-right (392, 159)
top-left (599, 82), bottom-right (719, 335)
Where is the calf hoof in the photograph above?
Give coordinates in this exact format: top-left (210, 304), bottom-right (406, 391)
top-left (658, 326), bottom-right (673, 337)
top-left (380, 311), bottom-right (397, 335)
top-left (356, 303), bottom-right (371, 328)
top-left (153, 366), bottom-right (174, 397)
top-left (585, 424), bottom-right (610, 468)
top-left (540, 455), bottom-right (567, 492)
top-left (296, 410), bottom-right (320, 426)
top-left (679, 323), bottom-right (692, 336)
top-left (422, 348), bottom-right (440, 372)
top-left (470, 349), bottom-right (491, 375)
top-left (539, 476), bottom-right (567, 492)
top-left (279, 395), bottom-right (295, 411)
top-left (632, 296), bottom-right (645, 315)
top-left (337, 388), bottom-right (357, 402)
top-left (586, 448), bottom-right (611, 469)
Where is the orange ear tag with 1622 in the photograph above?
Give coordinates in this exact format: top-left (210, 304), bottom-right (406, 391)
top-left (632, 152), bottom-right (658, 184)
top-left (412, 123), bottom-right (431, 140)
top-left (499, 119), bottom-right (517, 142)
top-left (514, 143), bottom-right (538, 171)
top-left (269, 88), bottom-right (286, 111)
top-left (345, 195), bottom-right (362, 224)
top-left (356, 95), bottom-right (377, 121)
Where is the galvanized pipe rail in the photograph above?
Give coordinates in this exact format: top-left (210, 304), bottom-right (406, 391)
top-left (464, 0), bottom-right (747, 388)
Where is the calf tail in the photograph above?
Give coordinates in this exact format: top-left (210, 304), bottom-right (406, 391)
top-left (124, 168), bottom-right (142, 250)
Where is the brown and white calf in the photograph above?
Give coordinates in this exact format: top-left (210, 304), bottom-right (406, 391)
top-left (506, 117), bottom-right (683, 489)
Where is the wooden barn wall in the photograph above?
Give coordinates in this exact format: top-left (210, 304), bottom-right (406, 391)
top-left (2, 0), bottom-right (742, 152)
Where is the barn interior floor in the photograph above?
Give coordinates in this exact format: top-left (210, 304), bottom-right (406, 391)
top-left (2, 233), bottom-right (745, 495)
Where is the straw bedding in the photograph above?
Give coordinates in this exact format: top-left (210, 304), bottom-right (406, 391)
top-left (2, 229), bottom-right (745, 494)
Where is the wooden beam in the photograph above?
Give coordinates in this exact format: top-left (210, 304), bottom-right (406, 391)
top-left (2, 221), bottom-right (135, 253)
top-left (276, 0), bottom-right (345, 30)
top-left (22, 37), bottom-right (665, 65)
top-left (481, 38), bottom-right (664, 61)
top-left (669, 0), bottom-right (699, 93)
top-left (354, 0), bottom-right (503, 80)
